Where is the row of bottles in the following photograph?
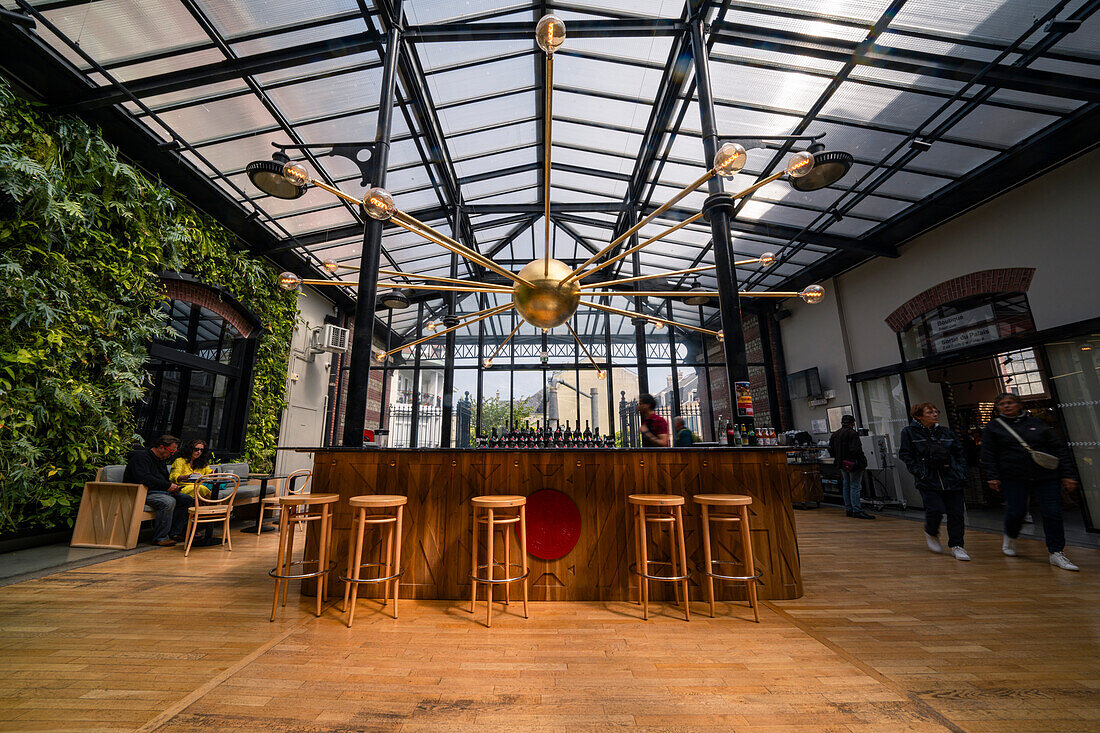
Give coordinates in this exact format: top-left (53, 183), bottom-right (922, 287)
top-left (477, 420), bottom-right (615, 449)
top-left (719, 417), bottom-right (779, 447)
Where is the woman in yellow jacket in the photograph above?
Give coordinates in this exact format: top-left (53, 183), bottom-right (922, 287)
top-left (169, 439), bottom-right (213, 498)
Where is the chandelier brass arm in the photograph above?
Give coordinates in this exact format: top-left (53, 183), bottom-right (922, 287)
top-left (544, 53), bottom-right (554, 277)
top-left (580, 264), bottom-right (717, 289)
top-left (482, 318), bottom-right (525, 368)
top-left (579, 300), bottom-right (721, 337)
top-left (570, 212), bottom-right (706, 284)
top-left (376, 281), bottom-right (513, 294)
top-left (564, 321), bottom-right (604, 377)
top-left (377, 269), bottom-right (499, 288)
top-left (375, 303), bottom-right (513, 361)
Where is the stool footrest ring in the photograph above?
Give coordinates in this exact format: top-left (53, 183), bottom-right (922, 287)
top-left (339, 562), bottom-right (405, 585)
top-left (470, 561), bottom-right (530, 585)
top-left (701, 560), bottom-right (763, 582)
top-left (268, 559), bottom-right (336, 581)
top-left (629, 560), bottom-right (691, 583)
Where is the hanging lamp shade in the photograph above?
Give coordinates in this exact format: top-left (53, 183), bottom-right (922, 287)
top-left (380, 289), bottom-right (410, 309)
top-left (246, 153), bottom-right (308, 199)
top-left (685, 278), bottom-right (712, 306)
top-left (790, 144), bottom-right (854, 192)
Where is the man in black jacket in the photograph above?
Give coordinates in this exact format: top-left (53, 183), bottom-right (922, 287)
top-left (124, 434), bottom-right (193, 547)
top-left (829, 415), bottom-right (874, 519)
top-left (981, 393), bottom-right (1080, 571)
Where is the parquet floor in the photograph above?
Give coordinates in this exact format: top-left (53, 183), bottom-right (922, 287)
top-left (0, 509), bottom-right (1096, 732)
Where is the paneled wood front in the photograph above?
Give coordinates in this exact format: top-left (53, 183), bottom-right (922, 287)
top-left (304, 448), bottom-right (802, 601)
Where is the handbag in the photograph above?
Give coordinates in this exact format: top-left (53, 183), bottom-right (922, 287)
top-left (996, 418), bottom-right (1061, 470)
top-left (841, 458), bottom-right (857, 472)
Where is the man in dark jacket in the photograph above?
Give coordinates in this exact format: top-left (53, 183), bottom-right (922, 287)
top-left (829, 415), bottom-right (874, 519)
top-left (898, 403), bottom-right (970, 561)
top-left (981, 393), bottom-right (1080, 571)
top-left (124, 434), bottom-right (193, 547)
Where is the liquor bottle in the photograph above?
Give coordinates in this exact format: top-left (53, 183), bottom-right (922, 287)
top-left (553, 422), bottom-right (563, 447)
top-left (748, 427), bottom-right (758, 447)
top-left (564, 421), bottom-right (571, 446)
top-left (733, 423), bottom-right (742, 446)
top-left (583, 420), bottom-right (592, 447)
top-left (725, 419), bottom-right (735, 446)
top-left (489, 426), bottom-right (499, 448)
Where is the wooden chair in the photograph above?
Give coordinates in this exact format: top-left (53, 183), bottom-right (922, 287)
top-left (256, 468), bottom-right (312, 535)
top-left (694, 494), bottom-right (761, 622)
top-left (182, 473), bottom-right (240, 557)
top-left (629, 494), bottom-right (691, 622)
top-left (469, 495), bottom-right (530, 628)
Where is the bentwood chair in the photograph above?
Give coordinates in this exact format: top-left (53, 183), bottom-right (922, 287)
top-left (183, 473), bottom-right (240, 557)
top-left (256, 468), bottom-right (312, 535)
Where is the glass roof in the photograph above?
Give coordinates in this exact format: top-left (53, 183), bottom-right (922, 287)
top-left (9, 0), bottom-right (1099, 342)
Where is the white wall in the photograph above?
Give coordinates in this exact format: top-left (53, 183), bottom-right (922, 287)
top-left (780, 149), bottom-right (1100, 503)
top-left (276, 286), bottom-right (337, 476)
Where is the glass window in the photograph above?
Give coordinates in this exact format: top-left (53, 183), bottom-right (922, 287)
top-left (1045, 334), bottom-right (1100, 529)
top-left (857, 374), bottom-right (909, 453)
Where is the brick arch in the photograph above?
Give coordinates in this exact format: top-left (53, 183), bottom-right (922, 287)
top-left (884, 268), bottom-right (1035, 333)
top-left (161, 277), bottom-right (256, 338)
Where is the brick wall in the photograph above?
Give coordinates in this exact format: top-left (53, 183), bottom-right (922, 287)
top-left (162, 278), bottom-right (254, 337)
top-left (884, 268), bottom-right (1035, 332)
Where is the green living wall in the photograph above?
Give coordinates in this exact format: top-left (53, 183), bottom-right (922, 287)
top-left (0, 79), bottom-right (298, 533)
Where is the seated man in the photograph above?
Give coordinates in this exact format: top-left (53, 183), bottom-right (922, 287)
top-left (124, 435), bottom-right (194, 547)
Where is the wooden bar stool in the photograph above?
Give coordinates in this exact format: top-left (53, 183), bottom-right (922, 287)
top-left (694, 494), bottom-right (761, 622)
top-left (628, 494), bottom-right (690, 621)
top-left (469, 495), bottom-right (529, 628)
top-left (341, 495), bottom-right (406, 627)
top-left (268, 493), bottom-right (339, 621)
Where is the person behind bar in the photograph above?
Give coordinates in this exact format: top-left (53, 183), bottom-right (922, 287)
top-left (829, 414), bottom-right (875, 520)
top-left (124, 434), bottom-right (194, 547)
top-left (638, 394), bottom-right (669, 447)
top-left (673, 416), bottom-right (695, 447)
top-left (981, 392), bottom-right (1080, 571)
top-left (898, 403), bottom-right (970, 562)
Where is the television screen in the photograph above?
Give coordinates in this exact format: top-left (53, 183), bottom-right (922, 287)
top-left (787, 367), bottom-right (822, 399)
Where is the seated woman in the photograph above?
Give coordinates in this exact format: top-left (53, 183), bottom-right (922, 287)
top-left (169, 439), bottom-right (214, 498)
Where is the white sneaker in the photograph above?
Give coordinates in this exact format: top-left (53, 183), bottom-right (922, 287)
top-left (1002, 536), bottom-right (1017, 557)
top-left (925, 532), bottom-right (943, 554)
top-left (951, 546), bottom-right (971, 561)
top-left (1049, 552), bottom-right (1079, 571)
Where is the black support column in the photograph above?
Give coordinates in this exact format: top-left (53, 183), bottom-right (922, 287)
top-left (342, 12), bottom-right (402, 446)
top-left (439, 248), bottom-right (458, 446)
top-left (690, 17), bottom-right (752, 435)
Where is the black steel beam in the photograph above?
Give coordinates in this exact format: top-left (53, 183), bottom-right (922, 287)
top-left (405, 18), bottom-right (686, 42)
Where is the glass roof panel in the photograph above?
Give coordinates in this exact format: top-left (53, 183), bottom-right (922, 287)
top-left (553, 90), bottom-right (652, 133)
top-left (42, 0), bottom-right (210, 66)
top-left (436, 94), bottom-right (533, 137)
top-left (753, 0), bottom-right (895, 24)
top-left (404, 0), bottom-right (528, 25)
top-left (418, 40), bottom-right (532, 72)
top-left (706, 61), bottom-right (835, 114)
top-left (553, 53), bottom-right (663, 102)
top-left (195, 0), bottom-right (362, 36)
top-left (264, 63), bottom-right (384, 121)
top-left (426, 57), bottom-right (535, 106)
top-left (890, 0), bottom-right (1045, 43)
top-left (455, 146), bottom-right (538, 179)
top-left (564, 35), bottom-right (674, 64)
top-left (231, 21), bottom-right (366, 57)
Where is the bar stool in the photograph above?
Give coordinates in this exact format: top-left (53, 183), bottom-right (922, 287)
top-left (268, 493), bottom-right (339, 621)
top-left (469, 495), bottom-right (529, 628)
top-left (628, 494), bottom-right (690, 621)
top-left (694, 494), bottom-right (761, 622)
top-left (341, 495), bottom-right (406, 627)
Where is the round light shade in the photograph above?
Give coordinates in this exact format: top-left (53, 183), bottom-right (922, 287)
top-left (685, 278), bottom-right (712, 306)
top-left (786, 151), bottom-right (815, 178)
top-left (513, 257), bottom-right (581, 329)
top-left (282, 162), bottom-right (309, 186)
top-left (247, 159), bottom-right (307, 199)
top-left (277, 272), bottom-right (301, 291)
top-left (322, 259), bottom-right (340, 273)
top-left (441, 315), bottom-right (460, 328)
top-left (799, 284), bottom-right (825, 304)
top-left (760, 251), bottom-right (776, 267)
top-left (713, 142), bottom-right (747, 178)
top-left (536, 14), bottom-right (566, 54)
top-left (789, 150), bottom-right (854, 192)
top-left (362, 187), bottom-right (396, 220)
top-left (380, 289), bottom-right (410, 309)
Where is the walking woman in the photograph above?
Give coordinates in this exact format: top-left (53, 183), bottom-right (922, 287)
top-left (981, 393), bottom-right (1081, 571)
top-left (898, 402), bottom-right (971, 561)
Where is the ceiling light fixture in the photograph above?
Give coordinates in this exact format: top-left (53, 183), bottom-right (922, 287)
top-left (260, 16), bottom-right (843, 362)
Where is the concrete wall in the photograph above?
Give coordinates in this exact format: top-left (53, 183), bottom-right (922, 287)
top-left (779, 149), bottom-right (1100, 504)
top-left (276, 286), bottom-right (337, 476)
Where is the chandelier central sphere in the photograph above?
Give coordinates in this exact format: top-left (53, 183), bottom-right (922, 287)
top-left (512, 258), bottom-right (581, 329)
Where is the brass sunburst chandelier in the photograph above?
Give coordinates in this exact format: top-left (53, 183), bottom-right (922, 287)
top-left (259, 16), bottom-right (842, 377)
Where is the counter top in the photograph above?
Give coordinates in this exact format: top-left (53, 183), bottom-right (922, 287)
top-left (282, 445), bottom-right (794, 453)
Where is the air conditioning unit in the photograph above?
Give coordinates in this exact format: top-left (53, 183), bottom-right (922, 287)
top-left (317, 324), bottom-right (350, 354)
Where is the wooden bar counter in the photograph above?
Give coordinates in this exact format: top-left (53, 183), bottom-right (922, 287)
top-left (300, 447), bottom-right (803, 602)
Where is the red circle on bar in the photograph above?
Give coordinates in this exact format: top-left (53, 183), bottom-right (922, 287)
top-left (524, 489), bottom-right (582, 560)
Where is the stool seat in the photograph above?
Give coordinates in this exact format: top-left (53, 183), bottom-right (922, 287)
top-left (694, 493), bottom-right (752, 507)
top-left (279, 493), bottom-right (339, 506)
top-left (628, 494), bottom-right (685, 506)
top-left (349, 494), bottom-right (408, 508)
top-left (471, 495), bottom-right (526, 508)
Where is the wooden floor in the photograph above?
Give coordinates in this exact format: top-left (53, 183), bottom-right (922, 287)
top-left (1, 509), bottom-right (1097, 732)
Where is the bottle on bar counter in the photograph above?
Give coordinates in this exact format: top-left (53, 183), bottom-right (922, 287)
top-left (725, 419), bottom-right (735, 446)
top-left (583, 420), bottom-right (592, 446)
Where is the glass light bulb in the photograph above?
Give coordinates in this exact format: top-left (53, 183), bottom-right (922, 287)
top-left (362, 187), bottom-right (396, 220)
top-left (713, 142), bottom-right (747, 178)
top-left (426, 322), bottom-right (438, 332)
top-left (786, 151), bottom-right (815, 178)
top-left (597, 370), bottom-right (606, 380)
top-left (536, 14), bottom-right (566, 54)
top-left (322, 259), bottom-right (339, 273)
top-left (277, 272), bottom-right (301, 291)
top-left (799, 284), bottom-right (825, 304)
top-left (372, 349), bottom-right (386, 362)
top-left (717, 329), bottom-right (724, 341)
top-left (282, 162), bottom-right (309, 186)
top-left (652, 320), bottom-right (665, 329)
top-left (483, 358), bottom-right (493, 368)
top-left (759, 251), bottom-right (776, 267)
